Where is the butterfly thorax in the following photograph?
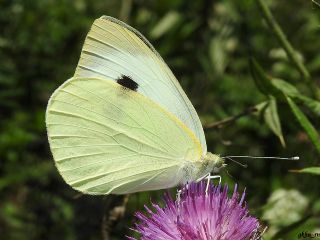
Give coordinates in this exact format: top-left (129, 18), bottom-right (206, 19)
top-left (194, 152), bottom-right (225, 181)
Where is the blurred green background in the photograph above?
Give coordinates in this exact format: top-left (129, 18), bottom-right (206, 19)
top-left (1, 0), bottom-right (320, 239)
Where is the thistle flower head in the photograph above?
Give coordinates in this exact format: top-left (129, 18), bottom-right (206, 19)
top-left (129, 181), bottom-right (260, 240)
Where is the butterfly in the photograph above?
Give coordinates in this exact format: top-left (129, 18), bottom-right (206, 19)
top-left (46, 16), bottom-right (224, 195)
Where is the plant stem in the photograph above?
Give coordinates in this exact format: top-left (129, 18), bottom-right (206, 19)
top-left (256, 0), bottom-right (320, 98)
top-left (312, 0), bottom-right (320, 8)
top-left (256, 0), bottom-right (309, 79)
top-left (204, 106), bottom-right (257, 131)
top-left (102, 194), bottom-right (130, 240)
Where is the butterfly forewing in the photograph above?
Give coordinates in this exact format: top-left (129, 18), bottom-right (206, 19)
top-left (74, 16), bottom-right (207, 153)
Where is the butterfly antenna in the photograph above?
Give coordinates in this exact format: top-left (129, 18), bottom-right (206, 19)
top-left (225, 169), bottom-right (236, 181)
top-left (223, 155), bottom-right (299, 161)
top-left (222, 156), bottom-right (248, 168)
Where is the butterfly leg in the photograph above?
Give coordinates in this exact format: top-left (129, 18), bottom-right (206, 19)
top-left (176, 189), bottom-right (182, 205)
top-left (205, 174), bottom-right (221, 195)
top-left (176, 182), bottom-right (189, 206)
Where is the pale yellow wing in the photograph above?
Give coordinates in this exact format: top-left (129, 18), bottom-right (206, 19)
top-left (46, 77), bottom-right (202, 194)
top-left (74, 16), bottom-right (207, 153)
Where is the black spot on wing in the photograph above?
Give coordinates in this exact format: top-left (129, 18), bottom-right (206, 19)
top-left (116, 75), bottom-right (139, 91)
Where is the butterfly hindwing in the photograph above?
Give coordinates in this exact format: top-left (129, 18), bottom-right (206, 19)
top-left (46, 77), bottom-right (202, 194)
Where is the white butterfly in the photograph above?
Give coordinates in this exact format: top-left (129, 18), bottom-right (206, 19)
top-left (46, 16), bottom-right (224, 195)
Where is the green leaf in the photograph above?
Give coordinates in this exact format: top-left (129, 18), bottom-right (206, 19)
top-left (271, 78), bottom-right (320, 116)
top-left (150, 11), bottom-right (181, 39)
top-left (290, 167), bottom-right (320, 175)
top-left (209, 38), bottom-right (227, 75)
top-left (271, 78), bottom-right (300, 96)
top-left (250, 58), bottom-right (281, 96)
top-left (254, 101), bottom-right (269, 115)
top-left (264, 98), bottom-right (285, 146)
top-left (296, 95), bottom-right (320, 116)
top-left (286, 97), bottom-right (320, 155)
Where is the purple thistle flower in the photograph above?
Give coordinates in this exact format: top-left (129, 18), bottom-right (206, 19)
top-left (129, 181), bottom-right (260, 240)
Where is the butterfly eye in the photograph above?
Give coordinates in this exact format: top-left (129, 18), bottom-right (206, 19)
top-left (116, 75), bottom-right (139, 91)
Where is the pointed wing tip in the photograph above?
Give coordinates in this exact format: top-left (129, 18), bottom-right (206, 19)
top-left (98, 15), bottom-right (120, 24)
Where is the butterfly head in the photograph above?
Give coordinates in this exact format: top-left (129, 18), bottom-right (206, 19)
top-left (194, 153), bottom-right (225, 181)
